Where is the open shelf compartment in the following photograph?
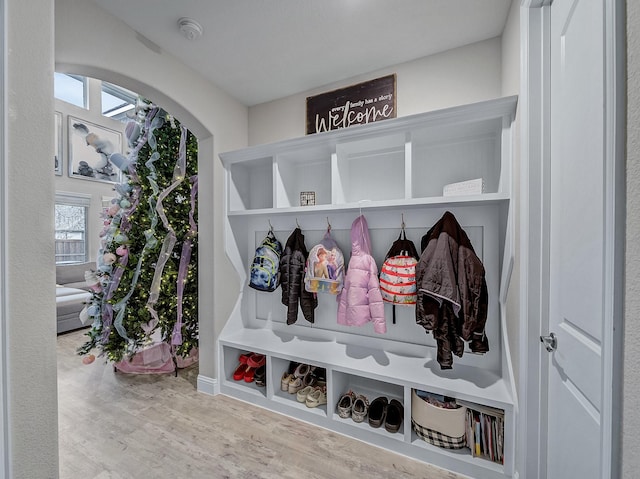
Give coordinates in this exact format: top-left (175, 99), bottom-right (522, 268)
top-left (334, 132), bottom-right (407, 204)
top-left (275, 145), bottom-right (332, 208)
top-left (228, 156), bottom-right (274, 211)
top-left (331, 370), bottom-right (405, 441)
top-left (410, 118), bottom-right (503, 199)
top-left (220, 344), bottom-right (268, 399)
top-left (270, 356), bottom-right (328, 419)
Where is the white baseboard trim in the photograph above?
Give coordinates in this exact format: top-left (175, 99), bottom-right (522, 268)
top-left (197, 374), bottom-right (219, 395)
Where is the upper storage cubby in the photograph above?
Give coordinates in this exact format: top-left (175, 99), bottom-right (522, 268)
top-left (228, 156), bottom-right (273, 211)
top-left (333, 132), bottom-right (407, 204)
top-left (223, 96), bottom-right (516, 214)
top-left (275, 144), bottom-right (333, 208)
top-left (410, 117), bottom-right (503, 199)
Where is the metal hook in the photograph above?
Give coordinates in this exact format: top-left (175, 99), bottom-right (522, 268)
top-left (326, 216), bottom-right (331, 233)
top-left (296, 218), bottom-right (300, 228)
top-left (401, 213), bottom-right (405, 231)
top-left (268, 219), bottom-right (273, 232)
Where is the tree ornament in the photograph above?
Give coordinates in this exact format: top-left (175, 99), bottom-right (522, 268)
top-left (114, 233), bottom-right (128, 244)
top-left (103, 252), bottom-right (117, 265)
top-left (82, 354), bottom-right (96, 365)
top-left (107, 204), bottom-right (120, 216)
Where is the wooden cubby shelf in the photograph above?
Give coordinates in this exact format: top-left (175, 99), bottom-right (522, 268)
top-left (218, 96), bottom-right (518, 479)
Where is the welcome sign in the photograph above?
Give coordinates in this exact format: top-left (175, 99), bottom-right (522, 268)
top-left (306, 74), bottom-right (396, 134)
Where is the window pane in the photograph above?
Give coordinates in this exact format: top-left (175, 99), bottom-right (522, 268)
top-left (54, 73), bottom-right (86, 109)
top-left (102, 81), bottom-right (136, 122)
top-left (55, 204), bottom-right (87, 264)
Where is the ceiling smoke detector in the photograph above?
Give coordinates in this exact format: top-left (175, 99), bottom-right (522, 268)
top-left (178, 17), bottom-right (203, 41)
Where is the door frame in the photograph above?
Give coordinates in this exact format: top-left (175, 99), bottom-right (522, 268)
top-left (519, 0), bottom-right (625, 478)
top-left (0, 0), bottom-right (9, 475)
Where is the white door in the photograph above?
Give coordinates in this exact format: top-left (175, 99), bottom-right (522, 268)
top-left (545, 0), bottom-right (619, 477)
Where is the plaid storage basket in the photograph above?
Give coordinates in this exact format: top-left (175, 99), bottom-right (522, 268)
top-left (411, 389), bottom-right (467, 450)
top-left (411, 419), bottom-right (466, 449)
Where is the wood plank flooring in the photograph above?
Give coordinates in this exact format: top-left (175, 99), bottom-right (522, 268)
top-left (57, 329), bottom-right (465, 479)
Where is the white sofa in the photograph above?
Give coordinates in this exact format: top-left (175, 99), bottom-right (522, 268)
top-left (56, 262), bottom-right (94, 334)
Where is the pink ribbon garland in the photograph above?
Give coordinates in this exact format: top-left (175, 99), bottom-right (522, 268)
top-left (100, 249), bottom-right (129, 344)
top-left (98, 164), bottom-right (141, 345)
top-left (146, 125), bottom-right (187, 334)
top-left (119, 185), bottom-right (142, 234)
top-left (171, 175), bottom-right (198, 346)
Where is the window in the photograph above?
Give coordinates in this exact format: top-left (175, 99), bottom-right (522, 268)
top-left (55, 192), bottom-right (91, 264)
top-left (54, 73), bottom-right (87, 109)
top-left (101, 81), bottom-right (136, 122)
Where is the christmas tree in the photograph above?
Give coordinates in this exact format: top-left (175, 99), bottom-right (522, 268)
top-left (78, 100), bottom-right (198, 365)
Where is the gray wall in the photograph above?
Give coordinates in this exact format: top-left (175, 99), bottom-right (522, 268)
top-left (624, 1), bottom-right (640, 477)
top-left (5, 0), bottom-right (59, 476)
top-left (248, 37), bottom-right (503, 146)
top-left (54, 78), bottom-right (129, 262)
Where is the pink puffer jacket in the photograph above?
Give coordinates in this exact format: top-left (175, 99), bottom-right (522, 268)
top-left (337, 215), bottom-right (386, 334)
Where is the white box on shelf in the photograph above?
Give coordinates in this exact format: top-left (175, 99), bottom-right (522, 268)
top-left (443, 178), bottom-right (484, 197)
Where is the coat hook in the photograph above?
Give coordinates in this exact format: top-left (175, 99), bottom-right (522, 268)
top-left (327, 216), bottom-right (331, 232)
top-left (268, 219), bottom-right (273, 232)
top-left (401, 213), bottom-right (405, 231)
top-left (296, 218), bottom-right (300, 228)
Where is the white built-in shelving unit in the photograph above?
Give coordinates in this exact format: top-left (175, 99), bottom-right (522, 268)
top-left (218, 96), bottom-right (518, 479)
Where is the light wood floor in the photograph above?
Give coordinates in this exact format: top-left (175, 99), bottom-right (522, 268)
top-left (58, 329), bottom-right (465, 479)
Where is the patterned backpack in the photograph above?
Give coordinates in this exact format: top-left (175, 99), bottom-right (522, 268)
top-left (249, 230), bottom-right (283, 292)
top-left (304, 230), bottom-right (345, 295)
top-left (379, 229), bottom-right (419, 323)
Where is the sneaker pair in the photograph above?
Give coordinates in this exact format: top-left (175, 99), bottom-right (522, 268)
top-left (284, 363), bottom-right (316, 394)
top-left (337, 390), bottom-right (369, 423)
top-left (298, 385), bottom-right (327, 408)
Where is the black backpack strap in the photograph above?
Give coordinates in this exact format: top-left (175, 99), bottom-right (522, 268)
top-left (405, 238), bottom-right (419, 260)
top-left (385, 235), bottom-right (420, 260)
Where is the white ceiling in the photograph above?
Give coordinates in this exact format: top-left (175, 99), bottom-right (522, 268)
top-left (90, 0), bottom-right (513, 107)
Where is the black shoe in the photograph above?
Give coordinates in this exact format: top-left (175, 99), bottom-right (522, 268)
top-left (254, 365), bottom-right (266, 387)
top-left (368, 396), bottom-right (388, 428)
top-left (384, 399), bottom-right (404, 433)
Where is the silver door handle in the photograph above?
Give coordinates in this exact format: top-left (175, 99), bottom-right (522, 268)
top-left (540, 332), bottom-right (557, 352)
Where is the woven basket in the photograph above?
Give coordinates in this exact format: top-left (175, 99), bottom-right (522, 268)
top-left (411, 389), bottom-right (466, 449)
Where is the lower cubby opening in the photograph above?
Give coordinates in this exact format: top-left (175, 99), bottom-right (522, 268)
top-left (270, 356), bottom-right (328, 417)
top-left (221, 345), bottom-right (267, 398)
top-left (410, 388), bottom-right (505, 469)
top-left (330, 371), bottom-right (405, 441)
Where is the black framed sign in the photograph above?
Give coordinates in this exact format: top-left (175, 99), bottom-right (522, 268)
top-left (306, 74), bottom-right (396, 135)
